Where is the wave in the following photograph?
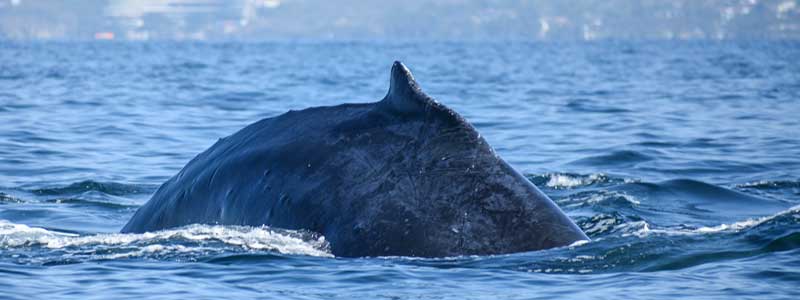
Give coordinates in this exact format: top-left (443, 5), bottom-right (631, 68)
top-left (569, 150), bottom-right (654, 167)
top-left (736, 180), bottom-right (800, 190)
top-left (623, 179), bottom-right (769, 200)
top-left (567, 205), bottom-right (800, 244)
top-left (559, 190), bottom-right (641, 209)
top-left (615, 179), bottom-right (789, 221)
top-left (41, 197), bottom-right (140, 209)
top-left (27, 180), bottom-right (156, 196)
top-left (565, 100), bottom-right (633, 114)
top-left (619, 204), bottom-right (800, 238)
top-left (577, 213), bottom-right (629, 236)
top-left (483, 205), bottom-right (800, 274)
top-left (1, 194), bottom-right (139, 210)
top-left (0, 221), bottom-right (332, 264)
top-left (546, 173), bottom-right (607, 189)
top-left (0, 192), bottom-right (24, 204)
top-left (538, 175), bottom-right (794, 238)
top-left (526, 173), bottom-right (631, 189)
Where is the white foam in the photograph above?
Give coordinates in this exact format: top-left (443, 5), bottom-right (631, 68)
top-left (0, 220), bottom-right (79, 247)
top-left (617, 220), bottom-right (652, 237)
top-left (691, 205), bottom-right (799, 234)
top-left (568, 240), bottom-right (590, 247)
top-left (546, 173), bottom-right (605, 188)
top-left (737, 180), bottom-right (769, 188)
top-left (618, 205), bottom-right (800, 237)
top-left (588, 192), bottom-right (639, 205)
top-left (0, 220), bottom-right (332, 258)
top-left (562, 190), bottom-right (640, 208)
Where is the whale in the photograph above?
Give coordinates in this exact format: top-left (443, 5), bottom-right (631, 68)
top-left (122, 61), bottom-right (589, 257)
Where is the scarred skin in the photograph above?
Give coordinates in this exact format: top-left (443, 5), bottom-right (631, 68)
top-left (122, 61), bottom-right (589, 257)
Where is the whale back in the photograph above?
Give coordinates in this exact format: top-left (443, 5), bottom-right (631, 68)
top-left (122, 61), bottom-right (588, 257)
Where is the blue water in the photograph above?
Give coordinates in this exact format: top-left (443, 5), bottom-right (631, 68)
top-left (1, 41), bottom-right (799, 299)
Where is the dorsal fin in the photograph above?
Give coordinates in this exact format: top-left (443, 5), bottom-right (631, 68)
top-left (380, 61), bottom-right (431, 114)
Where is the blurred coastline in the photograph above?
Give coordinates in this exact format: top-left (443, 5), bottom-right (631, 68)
top-left (1, 0), bottom-right (799, 42)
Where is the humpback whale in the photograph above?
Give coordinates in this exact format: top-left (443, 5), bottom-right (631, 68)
top-left (122, 61), bottom-right (588, 257)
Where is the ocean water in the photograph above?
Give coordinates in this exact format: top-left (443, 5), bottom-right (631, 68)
top-left (1, 41), bottom-right (799, 299)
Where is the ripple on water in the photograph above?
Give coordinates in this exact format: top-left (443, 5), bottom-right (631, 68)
top-left (27, 181), bottom-right (156, 196)
top-left (570, 150), bottom-right (655, 167)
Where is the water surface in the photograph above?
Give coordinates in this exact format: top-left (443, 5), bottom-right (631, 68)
top-left (1, 41), bottom-right (799, 299)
